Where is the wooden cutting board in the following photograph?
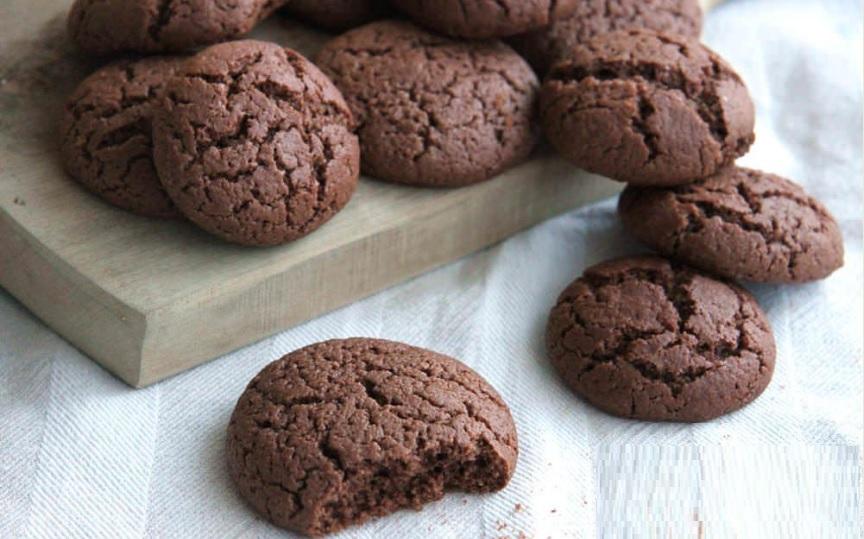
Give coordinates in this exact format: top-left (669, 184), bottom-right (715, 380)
top-left (0, 0), bottom-right (721, 387)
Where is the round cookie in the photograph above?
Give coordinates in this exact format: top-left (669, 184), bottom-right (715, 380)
top-left (390, 0), bottom-right (579, 39)
top-left (282, 0), bottom-right (392, 32)
top-left (68, 0), bottom-right (286, 55)
top-left (152, 40), bottom-right (359, 246)
top-left (546, 256), bottom-right (775, 422)
top-left (618, 167), bottom-right (845, 283)
top-left (315, 20), bottom-right (539, 187)
top-left (510, 0), bottom-right (703, 76)
top-left (540, 30), bottom-right (755, 186)
top-left (62, 57), bottom-right (184, 219)
top-left (227, 338), bottom-right (518, 536)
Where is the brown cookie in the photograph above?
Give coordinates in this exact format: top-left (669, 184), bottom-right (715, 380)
top-left (540, 30), bottom-right (755, 186)
top-left (62, 57), bottom-right (184, 219)
top-left (510, 0), bottom-right (703, 76)
top-left (152, 40), bottom-right (359, 246)
top-left (227, 338), bottom-right (518, 536)
top-left (282, 0), bottom-right (392, 32)
top-left (618, 167), bottom-right (845, 283)
top-left (68, 0), bottom-right (286, 55)
top-left (315, 20), bottom-right (539, 187)
top-left (546, 256), bottom-right (775, 422)
top-left (390, 0), bottom-right (578, 39)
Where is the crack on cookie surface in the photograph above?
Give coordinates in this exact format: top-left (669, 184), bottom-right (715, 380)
top-left (510, 0), bottom-right (704, 76)
top-left (61, 57), bottom-right (183, 218)
top-left (226, 338), bottom-right (517, 536)
top-left (540, 30), bottom-right (754, 184)
top-left (547, 47), bottom-right (736, 149)
top-left (546, 256), bottom-right (775, 421)
top-left (153, 41), bottom-right (358, 245)
top-left (315, 20), bottom-right (538, 187)
top-left (619, 167), bottom-right (844, 282)
top-left (68, 0), bottom-right (286, 54)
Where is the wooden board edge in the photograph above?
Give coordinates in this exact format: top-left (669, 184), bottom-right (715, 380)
top-left (0, 206), bottom-right (148, 385)
top-left (136, 176), bottom-right (622, 386)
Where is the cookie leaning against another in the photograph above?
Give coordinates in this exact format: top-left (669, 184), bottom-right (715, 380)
top-left (546, 256), bottom-right (775, 422)
top-left (227, 338), bottom-right (518, 537)
top-left (152, 40), bottom-right (359, 246)
top-left (540, 30), bottom-right (755, 186)
top-left (316, 20), bottom-right (539, 187)
top-left (618, 167), bottom-right (845, 282)
top-left (390, 0), bottom-right (578, 39)
top-left (510, 0), bottom-right (704, 76)
top-left (68, 0), bottom-right (286, 55)
top-left (62, 57), bottom-right (184, 219)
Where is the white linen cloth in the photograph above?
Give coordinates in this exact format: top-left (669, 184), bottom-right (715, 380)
top-left (1, 1), bottom-right (861, 537)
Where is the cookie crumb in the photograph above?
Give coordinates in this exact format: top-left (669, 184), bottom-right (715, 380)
top-left (13, 197), bottom-right (25, 206)
top-left (514, 503), bottom-right (523, 513)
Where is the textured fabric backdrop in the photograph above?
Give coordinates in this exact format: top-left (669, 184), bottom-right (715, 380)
top-left (1, 1), bottom-right (862, 537)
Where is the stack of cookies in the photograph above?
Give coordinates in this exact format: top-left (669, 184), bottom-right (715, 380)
top-left (58, 0), bottom-right (846, 536)
top-left (534, 6), bottom-right (844, 424)
top-left (63, 3), bottom-right (365, 246)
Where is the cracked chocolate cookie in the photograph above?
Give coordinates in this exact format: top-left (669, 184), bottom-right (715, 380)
top-left (282, 0), bottom-right (392, 32)
top-left (315, 20), bottom-right (539, 187)
top-left (68, 0), bottom-right (286, 55)
top-left (510, 0), bottom-right (703, 76)
top-left (391, 0), bottom-right (578, 39)
top-left (227, 338), bottom-right (518, 536)
top-left (618, 167), bottom-right (845, 283)
top-left (540, 30), bottom-right (755, 186)
top-left (62, 57), bottom-right (184, 219)
top-left (546, 256), bottom-right (775, 422)
top-left (152, 40), bottom-right (359, 246)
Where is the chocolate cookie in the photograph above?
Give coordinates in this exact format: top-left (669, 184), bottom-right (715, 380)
top-left (546, 256), bottom-right (775, 422)
top-left (152, 40), bottom-right (359, 246)
top-left (62, 57), bottom-right (184, 219)
top-left (315, 21), bottom-right (538, 187)
top-left (68, 0), bottom-right (286, 55)
top-left (390, 0), bottom-right (578, 39)
top-left (540, 30), bottom-right (755, 186)
top-left (618, 167), bottom-right (845, 283)
top-left (227, 338), bottom-right (518, 536)
top-left (510, 0), bottom-right (703, 76)
top-left (282, 0), bottom-right (392, 32)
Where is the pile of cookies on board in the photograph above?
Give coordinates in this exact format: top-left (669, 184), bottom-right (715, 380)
top-left (60, 0), bottom-right (845, 536)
